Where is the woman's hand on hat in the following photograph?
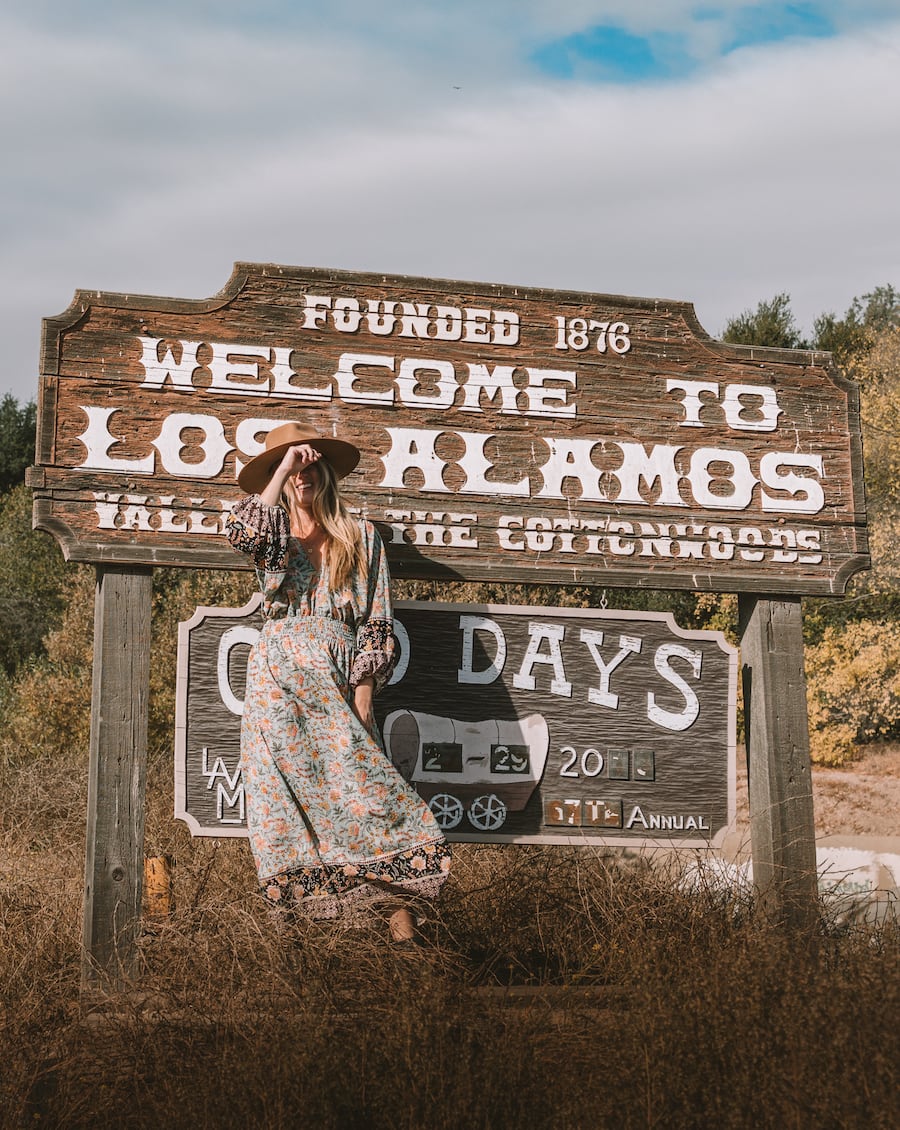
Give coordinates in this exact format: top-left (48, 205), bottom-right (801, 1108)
top-left (278, 444), bottom-right (322, 477)
top-left (258, 444), bottom-right (322, 505)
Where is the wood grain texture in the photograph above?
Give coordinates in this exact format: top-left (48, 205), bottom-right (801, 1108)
top-left (33, 264), bottom-right (868, 593)
top-left (175, 599), bottom-right (738, 849)
top-left (738, 594), bottom-right (818, 928)
top-left (82, 566), bottom-right (152, 988)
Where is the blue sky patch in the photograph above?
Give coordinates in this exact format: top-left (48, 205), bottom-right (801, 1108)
top-left (724, 3), bottom-right (836, 53)
top-left (531, 25), bottom-right (696, 84)
top-left (532, 4), bottom-right (841, 84)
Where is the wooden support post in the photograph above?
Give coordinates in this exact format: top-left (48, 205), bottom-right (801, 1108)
top-left (82, 565), bottom-right (153, 989)
top-left (738, 594), bottom-right (819, 928)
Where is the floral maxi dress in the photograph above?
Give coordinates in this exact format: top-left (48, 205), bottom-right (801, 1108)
top-left (226, 495), bottom-right (450, 919)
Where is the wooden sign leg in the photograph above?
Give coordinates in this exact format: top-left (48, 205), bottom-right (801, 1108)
top-left (738, 595), bottom-right (818, 928)
top-left (82, 565), bottom-right (153, 989)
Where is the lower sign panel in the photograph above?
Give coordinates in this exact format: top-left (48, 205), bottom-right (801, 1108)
top-left (175, 599), bottom-right (737, 847)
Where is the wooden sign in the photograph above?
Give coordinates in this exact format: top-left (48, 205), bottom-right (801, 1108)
top-left (34, 264), bottom-right (866, 594)
top-left (175, 599), bottom-right (737, 848)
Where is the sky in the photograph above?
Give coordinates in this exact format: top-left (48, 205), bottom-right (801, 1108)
top-left (2, 0), bottom-right (899, 404)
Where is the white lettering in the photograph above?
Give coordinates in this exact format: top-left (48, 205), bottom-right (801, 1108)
top-left (77, 406), bottom-right (155, 473)
top-left (217, 625), bottom-right (260, 715)
top-left (138, 337), bottom-right (202, 389)
top-left (397, 301), bottom-right (431, 338)
top-left (216, 783), bottom-right (245, 823)
top-left (186, 498), bottom-right (224, 534)
top-left (492, 310), bottom-right (520, 345)
top-left (90, 492), bottom-right (233, 534)
top-left (432, 305), bottom-right (462, 341)
top-left (379, 428), bottom-right (450, 492)
top-left (388, 619), bottom-right (410, 685)
top-left (234, 418), bottom-right (281, 478)
top-left (721, 384), bottom-right (782, 432)
top-left (797, 529), bottom-right (823, 564)
top-left (208, 342), bottom-right (270, 396)
top-left (719, 381), bottom-right (782, 429)
top-left (463, 307), bottom-right (492, 343)
top-left (92, 491), bottom-right (122, 529)
top-left (119, 497), bottom-right (153, 530)
top-left (157, 495), bottom-right (189, 532)
top-left (537, 437), bottom-right (607, 500)
top-left (707, 525), bottom-right (735, 560)
top-left (606, 519), bottom-right (635, 555)
top-left (334, 352), bottom-right (395, 405)
top-left (332, 297), bottom-right (362, 333)
top-left (739, 526), bottom-right (766, 561)
top-left (152, 413), bottom-right (233, 479)
top-left (498, 515), bottom-right (526, 551)
top-left (759, 452), bottom-right (825, 514)
top-left (459, 364), bottom-right (519, 414)
top-left (668, 379), bottom-right (783, 432)
top-left (523, 368), bottom-right (577, 417)
top-left (579, 631), bottom-right (642, 709)
top-left (614, 443), bottom-right (685, 507)
top-left (647, 643), bottom-right (702, 732)
top-left (512, 622), bottom-right (572, 698)
top-left (395, 357), bottom-right (457, 409)
top-left (626, 805), bottom-right (648, 829)
top-left (270, 346), bottom-right (331, 400)
top-left (456, 432), bottom-right (530, 496)
top-left (666, 379), bottom-right (719, 427)
top-left (458, 616), bottom-right (507, 685)
top-left (302, 295), bottom-right (332, 329)
top-left (689, 448), bottom-right (756, 509)
top-left (366, 300), bottom-right (397, 335)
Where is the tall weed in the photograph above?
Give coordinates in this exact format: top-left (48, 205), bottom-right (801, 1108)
top-left (1, 841), bottom-right (896, 1129)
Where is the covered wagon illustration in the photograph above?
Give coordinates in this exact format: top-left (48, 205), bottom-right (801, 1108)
top-left (383, 710), bottom-right (550, 832)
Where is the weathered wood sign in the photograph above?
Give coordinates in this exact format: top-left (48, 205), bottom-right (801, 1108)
top-left (38, 264), bottom-right (848, 983)
top-left (176, 599), bottom-right (737, 849)
top-left (34, 264), bottom-right (867, 593)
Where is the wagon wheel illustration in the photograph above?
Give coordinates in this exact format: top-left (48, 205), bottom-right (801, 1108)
top-left (468, 793), bottom-right (508, 831)
top-left (428, 793), bottom-right (464, 830)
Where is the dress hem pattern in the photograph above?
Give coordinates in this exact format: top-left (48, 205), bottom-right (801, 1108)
top-left (260, 837), bottom-right (452, 921)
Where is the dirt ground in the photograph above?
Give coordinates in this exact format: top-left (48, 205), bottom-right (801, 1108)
top-left (731, 742), bottom-right (900, 848)
top-left (811, 744), bottom-right (900, 839)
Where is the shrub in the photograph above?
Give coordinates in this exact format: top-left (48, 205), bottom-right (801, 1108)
top-left (0, 483), bottom-right (70, 673)
top-left (0, 566), bottom-right (94, 762)
top-left (806, 619), bottom-right (900, 764)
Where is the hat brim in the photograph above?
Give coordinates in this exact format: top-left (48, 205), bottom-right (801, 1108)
top-left (237, 437), bottom-right (361, 494)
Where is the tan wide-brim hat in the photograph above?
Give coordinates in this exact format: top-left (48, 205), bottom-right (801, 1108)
top-left (237, 422), bottom-right (361, 493)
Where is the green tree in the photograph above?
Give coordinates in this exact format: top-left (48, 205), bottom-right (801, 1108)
top-left (803, 323), bottom-right (900, 641)
top-left (721, 293), bottom-right (805, 349)
top-left (0, 395), bottom-right (37, 493)
top-left (813, 285), bottom-right (900, 368)
top-left (853, 325), bottom-right (900, 512)
top-left (0, 483), bottom-right (70, 674)
top-left (853, 284), bottom-right (900, 332)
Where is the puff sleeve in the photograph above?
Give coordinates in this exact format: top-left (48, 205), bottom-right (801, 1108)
top-left (350, 523), bottom-right (397, 693)
top-left (224, 495), bottom-right (290, 571)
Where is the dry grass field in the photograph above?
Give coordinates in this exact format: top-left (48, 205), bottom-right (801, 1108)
top-left (0, 741), bottom-right (897, 1130)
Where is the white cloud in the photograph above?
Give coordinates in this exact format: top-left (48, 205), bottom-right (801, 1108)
top-left (1, 7), bottom-right (899, 400)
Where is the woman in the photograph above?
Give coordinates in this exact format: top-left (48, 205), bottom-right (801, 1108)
top-left (225, 421), bottom-right (450, 941)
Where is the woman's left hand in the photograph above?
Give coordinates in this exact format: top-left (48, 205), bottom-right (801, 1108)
top-left (353, 678), bottom-right (376, 733)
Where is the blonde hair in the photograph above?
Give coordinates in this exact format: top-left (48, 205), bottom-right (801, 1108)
top-left (282, 458), bottom-right (364, 589)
